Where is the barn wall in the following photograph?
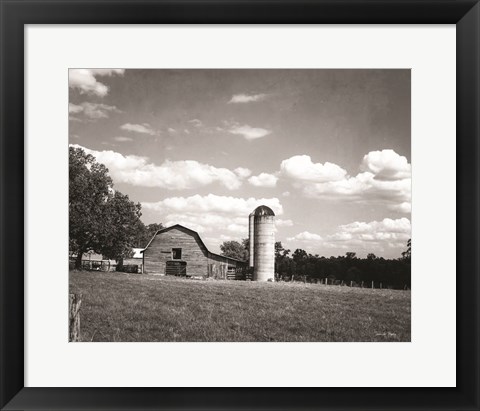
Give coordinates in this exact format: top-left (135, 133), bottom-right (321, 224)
top-left (122, 258), bottom-right (143, 273)
top-left (207, 254), bottom-right (247, 280)
top-left (207, 254), bottom-right (229, 280)
top-left (143, 227), bottom-right (209, 276)
top-left (123, 258), bottom-right (142, 265)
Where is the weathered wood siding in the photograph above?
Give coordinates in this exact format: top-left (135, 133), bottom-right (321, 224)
top-left (207, 254), bottom-right (246, 280)
top-left (123, 258), bottom-right (142, 266)
top-left (143, 227), bottom-right (209, 276)
top-left (207, 253), bottom-right (229, 280)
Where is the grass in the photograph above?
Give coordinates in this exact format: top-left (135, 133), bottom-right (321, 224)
top-left (69, 271), bottom-right (411, 342)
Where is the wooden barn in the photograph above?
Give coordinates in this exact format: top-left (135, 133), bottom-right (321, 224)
top-left (142, 224), bottom-right (248, 280)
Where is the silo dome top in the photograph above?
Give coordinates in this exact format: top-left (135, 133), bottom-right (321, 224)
top-left (253, 205), bottom-right (275, 216)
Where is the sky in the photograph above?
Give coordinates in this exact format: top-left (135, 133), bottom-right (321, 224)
top-left (69, 69), bottom-right (411, 258)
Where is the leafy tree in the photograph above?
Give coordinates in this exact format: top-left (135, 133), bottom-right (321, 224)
top-left (145, 223), bottom-right (164, 243)
top-left (367, 253), bottom-right (377, 260)
top-left (134, 222), bottom-right (164, 248)
top-left (275, 241), bottom-right (290, 259)
top-left (274, 242), bottom-right (292, 280)
top-left (346, 266), bottom-right (362, 283)
top-left (99, 191), bottom-right (142, 260)
top-left (346, 252), bottom-right (357, 259)
top-left (69, 146), bottom-right (144, 268)
top-left (220, 240), bottom-right (247, 261)
top-left (402, 239), bottom-right (411, 261)
top-left (292, 248), bottom-right (308, 262)
top-left (241, 238), bottom-right (250, 260)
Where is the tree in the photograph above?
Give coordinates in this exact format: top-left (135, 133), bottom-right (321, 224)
top-left (401, 238), bottom-right (411, 261)
top-left (346, 266), bottom-right (362, 283)
top-left (69, 146), bottom-right (144, 268)
top-left (241, 238), bottom-right (250, 260)
top-left (220, 240), bottom-right (247, 261)
top-left (133, 222), bottom-right (164, 248)
top-left (275, 241), bottom-right (290, 259)
top-left (274, 242), bottom-right (291, 280)
top-left (346, 252), bottom-right (357, 259)
top-left (292, 248), bottom-right (307, 262)
top-left (98, 191), bottom-right (143, 260)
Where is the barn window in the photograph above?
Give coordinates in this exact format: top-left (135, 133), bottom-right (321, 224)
top-left (172, 248), bottom-right (182, 260)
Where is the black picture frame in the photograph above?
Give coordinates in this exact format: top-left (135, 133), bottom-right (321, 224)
top-left (1, 1), bottom-right (479, 410)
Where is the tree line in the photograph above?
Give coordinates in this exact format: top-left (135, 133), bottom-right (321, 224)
top-left (220, 239), bottom-right (411, 289)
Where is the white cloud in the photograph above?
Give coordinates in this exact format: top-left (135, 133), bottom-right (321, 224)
top-left (281, 155), bottom-right (347, 183)
top-left (142, 194), bottom-right (284, 241)
top-left (282, 191), bottom-right (291, 197)
top-left (327, 218), bottom-right (411, 248)
top-left (70, 144), bottom-right (249, 190)
top-left (276, 219), bottom-right (293, 227)
top-left (336, 217), bottom-right (410, 235)
top-left (68, 102), bottom-right (121, 120)
top-left (360, 149), bottom-right (411, 181)
top-left (228, 124), bottom-right (271, 140)
top-left (203, 234), bottom-right (240, 253)
top-left (188, 119), bottom-right (203, 127)
top-left (69, 69), bottom-right (124, 97)
top-left (163, 214), bottom-right (249, 237)
top-left (228, 93), bottom-right (267, 103)
top-left (68, 103), bottom-right (83, 114)
top-left (303, 173), bottom-right (411, 213)
top-left (284, 217), bottom-right (411, 257)
top-left (142, 194), bottom-right (283, 217)
top-left (287, 231), bottom-right (323, 242)
top-left (168, 128), bottom-right (177, 134)
top-left (234, 167), bottom-right (252, 179)
top-left (113, 136), bottom-right (133, 142)
top-left (248, 172), bottom-right (278, 187)
top-left (120, 123), bottom-right (156, 136)
top-left (282, 150), bottom-right (411, 213)
top-left (389, 202), bottom-right (412, 213)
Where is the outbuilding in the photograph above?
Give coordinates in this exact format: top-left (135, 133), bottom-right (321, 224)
top-left (142, 224), bottom-right (247, 279)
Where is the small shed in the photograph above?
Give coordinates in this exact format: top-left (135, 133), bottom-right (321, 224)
top-left (142, 224), bottom-right (247, 279)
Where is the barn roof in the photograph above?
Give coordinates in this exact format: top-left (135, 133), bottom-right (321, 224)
top-left (142, 224), bottom-right (247, 263)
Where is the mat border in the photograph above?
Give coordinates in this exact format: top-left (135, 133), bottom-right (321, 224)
top-left (1, 1), bottom-right (479, 410)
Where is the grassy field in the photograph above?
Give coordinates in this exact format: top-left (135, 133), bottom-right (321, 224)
top-left (69, 271), bottom-right (411, 342)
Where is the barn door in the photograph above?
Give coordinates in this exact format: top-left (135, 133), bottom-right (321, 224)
top-left (165, 261), bottom-right (187, 276)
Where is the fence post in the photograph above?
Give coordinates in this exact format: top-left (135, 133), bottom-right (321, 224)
top-left (69, 293), bottom-right (82, 342)
top-left (371, 281), bottom-right (374, 289)
top-left (350, 281), bottom-right (353, 287)
top-left (325, 278), bottom-right (328, 285)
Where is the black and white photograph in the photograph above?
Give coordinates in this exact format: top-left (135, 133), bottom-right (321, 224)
top-left (69, 69), bottom-right (411, 342)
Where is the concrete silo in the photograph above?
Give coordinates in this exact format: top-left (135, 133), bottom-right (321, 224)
top-left (248, 211), bottom-right (255, 268)
top-left (252, 205), bottom-right (275, 282)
